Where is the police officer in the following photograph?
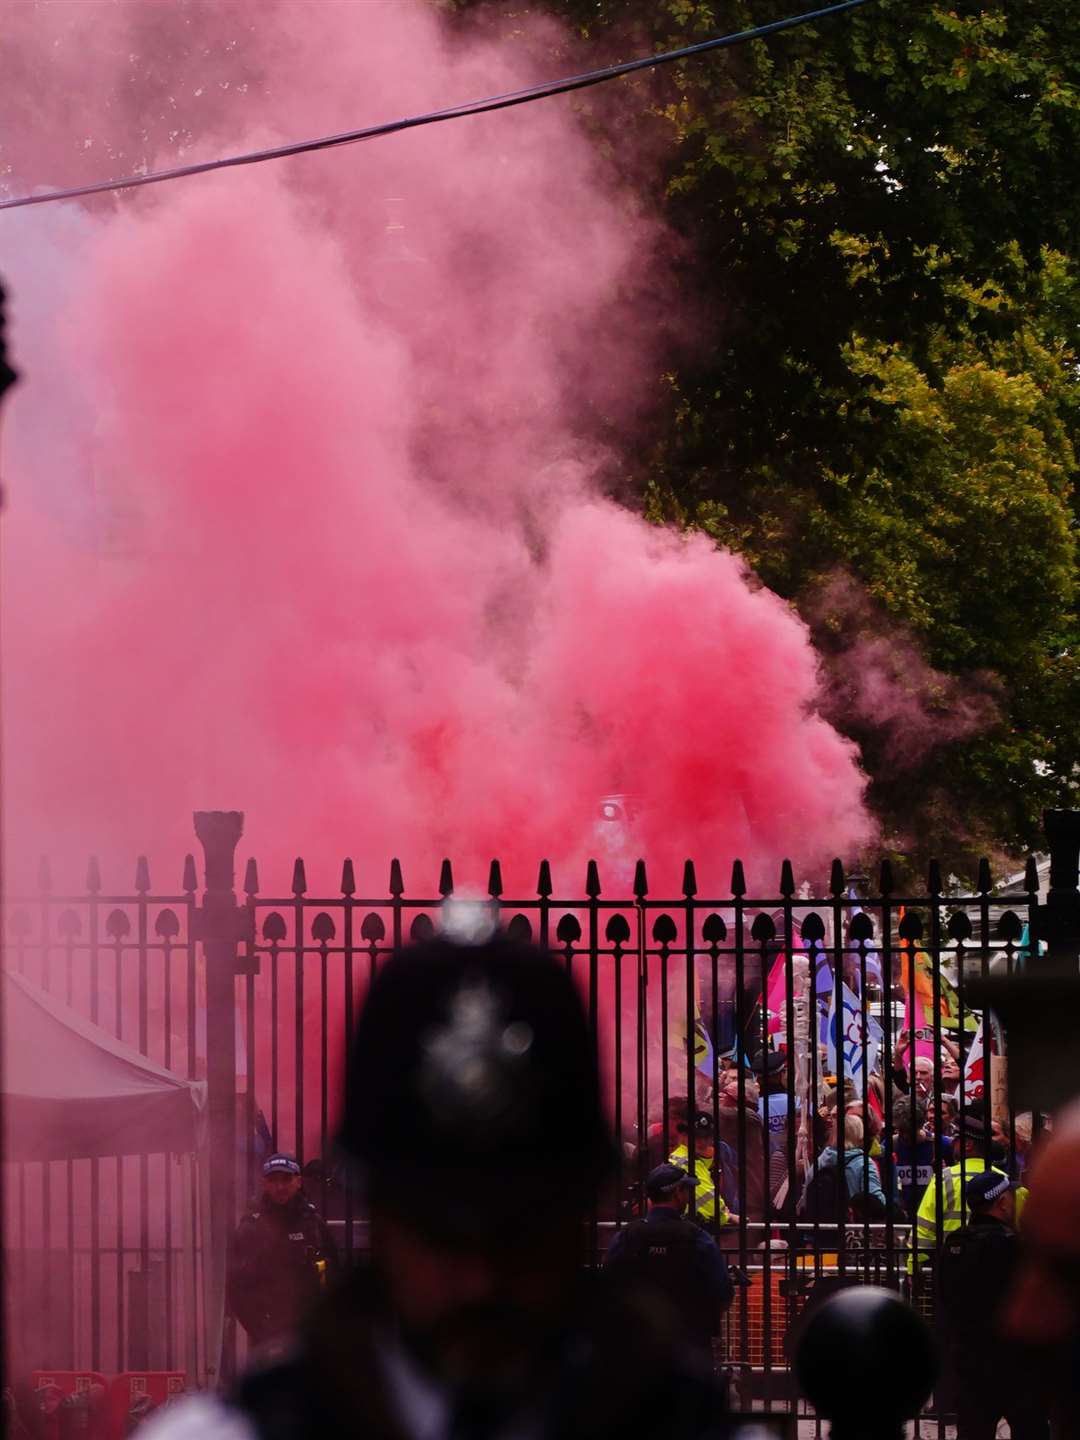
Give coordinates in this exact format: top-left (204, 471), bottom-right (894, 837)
top-left (669, 1112), bottom-right (735, 1228)
top-left (909, 1107), bottom-right (1024, 1270)
top-left (146, 932), bottom-right (731, 1439)
top-left (227, 1152), bottom-right (339, 1350)
top-left (937, 1170), bottom-right (1049, 1439)
top-left (606, 1163), bottom-right (734, 1366)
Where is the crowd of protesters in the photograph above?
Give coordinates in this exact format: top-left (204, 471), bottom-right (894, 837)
top-left (623, 932), bottom-right (1046, 1255)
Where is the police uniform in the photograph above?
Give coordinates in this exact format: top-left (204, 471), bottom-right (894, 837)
top-left (606, 1163), bottom-right (733, 1362)
top-left (908, 1154), bottom-right (1029, 1269)
top-left (936, 1171), bottom-right (1049, 1439)
top-left (667, 1144), bottom-right (732, 1228)
top-left (227, 1181), bottom-right (338, 1347)
top-left (907, 1111), bottom-right (1027, 1270)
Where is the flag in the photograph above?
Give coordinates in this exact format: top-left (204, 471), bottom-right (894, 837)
top-left (676, 965), bottom-right (716, 1078)
top-left (807, 938), bottom-right (834, 996)
top-left (691, 1013), bottom-right (715, 1076)
top-left (963, 1018), bottom-right (986, 1103)
top-left (962, 1015), bottom-right (1002, 1104)
top-left (826, 981), bottom-right (882, 1095)
top-left (765, 951), bottom-right (788, 1035)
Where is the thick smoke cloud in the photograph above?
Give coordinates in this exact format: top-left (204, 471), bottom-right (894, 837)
top-left (0, 0), bottom-right (873, 896)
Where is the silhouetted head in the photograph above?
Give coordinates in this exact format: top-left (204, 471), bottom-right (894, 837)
top-left (646, 1162), bottom-right (696, 1214)
top-left (338, 933), bottom-right (613, 1394)
top-left (795, 1288), bottom-right (936, 1438)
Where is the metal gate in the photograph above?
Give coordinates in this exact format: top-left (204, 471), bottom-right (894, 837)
top-left (5, 805), bottom-right (1073, 1417)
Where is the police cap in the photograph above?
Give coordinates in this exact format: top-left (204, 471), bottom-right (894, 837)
top-left (646, 1163), bottom-right (698, 1201)
top-left (966, 1170), bottom-right (1018, 1208)
top-left (338, 935), bottom-right (614, 1231)
top-left (263, 1152), bottom-right (301, 1177)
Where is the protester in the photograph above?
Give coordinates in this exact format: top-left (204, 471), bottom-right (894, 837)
top-left (606, 1162), bottom-right (733, 1366)
top-left (147, 934), bottom-right (730, 1439)
top-left (226, 1152), bottom-right (339, 1352)
top-left (937, 1171), bottom-right (1049, 1439)
top-left (715, 1067), bottom-right (766, 1221)
top-left (753, 1049), bottom-right (796, 1203)
top-left (797, 1113), bottom-right (886, 1228)
top-left (886, 1095), bottom-right (934, 1215)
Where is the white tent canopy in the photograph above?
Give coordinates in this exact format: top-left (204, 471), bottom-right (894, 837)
top-left (2, 968), bottom-right (206, 1160)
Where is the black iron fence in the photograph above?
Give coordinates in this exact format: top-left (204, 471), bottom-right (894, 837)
top-left (5, 807), bottom-right (1078, 1419)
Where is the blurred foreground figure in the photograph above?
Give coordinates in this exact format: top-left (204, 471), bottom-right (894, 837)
top-left (146, 935), bottom-right (730, 1439)
top-left (227, 1152), bottom-right (339, 1353)
top-left (1005, 1101), bottom-right (1080, 1436)
top-left (938, 1171), bottom-right (1048, 1439)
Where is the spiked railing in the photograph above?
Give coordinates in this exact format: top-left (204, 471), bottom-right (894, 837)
top-left (4, 810), bottom-right (1073, 1403)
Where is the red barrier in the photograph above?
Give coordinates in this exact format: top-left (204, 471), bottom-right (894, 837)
top-left (30, 1373), bottom-right (110, 1439)
top-left (108, 1374), bottom-right (188, 1436)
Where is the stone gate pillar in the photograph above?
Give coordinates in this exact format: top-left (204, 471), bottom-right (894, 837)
top-left (1040, 809), bottom-right (1080, 975)
top-left (977, 809), bottom-right (1080, 1114)
top-left (194, 810), bottom-right (250, 1377)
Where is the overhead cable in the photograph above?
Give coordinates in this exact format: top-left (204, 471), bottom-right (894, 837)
top-left (0, 0), bottom-right (875, 213)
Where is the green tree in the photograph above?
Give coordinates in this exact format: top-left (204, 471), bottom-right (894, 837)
top-left (454, 0), bottom-right (1080, 873)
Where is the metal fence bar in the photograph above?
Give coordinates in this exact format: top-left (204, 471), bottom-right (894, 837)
top-left (4, 816), bottom-right (1072, 1412)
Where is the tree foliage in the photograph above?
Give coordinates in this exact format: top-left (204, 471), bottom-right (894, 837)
top-left (453, 0), bottom-right (1080, 873)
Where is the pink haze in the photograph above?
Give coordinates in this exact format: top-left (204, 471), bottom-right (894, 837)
top-left (0, 0), bottom-right (873, 899)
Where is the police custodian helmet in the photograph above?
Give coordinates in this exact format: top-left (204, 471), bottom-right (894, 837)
top-left (338, 933), bottom-right (615, 1238)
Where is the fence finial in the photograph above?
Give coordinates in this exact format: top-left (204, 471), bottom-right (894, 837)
top-left (879, 857), bottom-right (894, 895)
top-left (487, 859), bottom-right (503, 899)
top-left (633, 859), bottom-right (648, 900)
top-left (87, 856), bottom-right (102, 894)
top-left (389, 858), bottom-right (405, 897)
top-left (730, 859), bottom-right (746, 898)
top-left (779, 859), bottom-right (795, 898)
top-left (682, 860), bottom-right (697, 899)
top-left (536, 859), bottom-right (552, 898)
top-left (135, 855), bottom-right (151, 893)
top-left (829, 859), bottom-right (845, 897)
top-left (927, 860), bottom-right (943, 896)
top-left (37, 856), bottom-right (52, 893)
top-left (340, 858), bottom-right (356, 896)
top-left (1024, 854), bottom-right (1039, 893)
top-left (585, 859), bottom-right (601, 899)
top-left (291, 858), bottom-right (307, 897)
top-left (182, 854), bottom-right (198, 893)
top-left (438, 859), bottom-right (453, 898)
top-left (243, 858), bottom-right (260, 897)
top-left (977, 857), bottom-right (992, 895)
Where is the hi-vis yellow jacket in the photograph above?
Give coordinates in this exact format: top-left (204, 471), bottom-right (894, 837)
top-left (669, 1144), bottom-right (732, 1227)
top-left (907, 1157), bottom-right (1027, 1270)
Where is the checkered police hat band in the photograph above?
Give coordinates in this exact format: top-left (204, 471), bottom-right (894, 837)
top-left (263, 1155), bottom-right (300, 1176)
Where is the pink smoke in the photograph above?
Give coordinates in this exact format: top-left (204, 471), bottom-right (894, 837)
top-left (0, 0), bottom-right (873, 899)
